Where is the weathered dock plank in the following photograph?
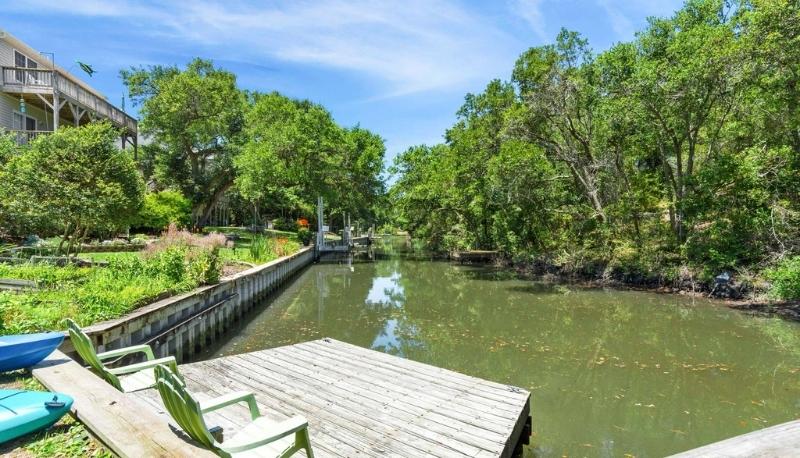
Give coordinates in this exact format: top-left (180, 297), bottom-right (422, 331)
top-left (669, 419), bottom-right (800, 457)
top-left (133, 338), bottom-right (531, 457)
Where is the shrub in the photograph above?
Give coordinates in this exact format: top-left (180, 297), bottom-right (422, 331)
top-left (766, 256), bottom-right (800, 301)
top-left (132, 190), bottom-right (192, 232)
top-left (187, 248), bottom-right (221, 284)
top-left (0, 123), bottom-right (144, 247)
top-left (272, 218), bottom-right (299, 232)
top-left (297, 227), bottom-right (312, 246)
top-left (272, 238), bottom-right (293, 257)
top-left (143, 224), bottom-right (225, 286)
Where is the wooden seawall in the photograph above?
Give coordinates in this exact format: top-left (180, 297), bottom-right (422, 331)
top-left (129, 338), bottom-right (532, 457)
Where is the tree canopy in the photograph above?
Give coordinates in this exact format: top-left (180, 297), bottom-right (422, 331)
top-left (389, 0), bottom-right (800, 281)
top-left (0, 123), bottom-right (144, 252)
top-left (123, 63), bottom-right (386, 229)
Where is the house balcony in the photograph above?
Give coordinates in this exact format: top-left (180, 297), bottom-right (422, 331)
top-left (1, 66), bottom-right (137, 134)
top-left (7, 129), bottom-right (52, 145)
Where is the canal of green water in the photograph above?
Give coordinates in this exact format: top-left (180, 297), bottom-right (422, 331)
top-left (203, 237), bottom-right (800, 457)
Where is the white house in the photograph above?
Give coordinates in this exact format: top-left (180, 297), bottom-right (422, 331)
top-left (0, 29), bottom-right (136, 148)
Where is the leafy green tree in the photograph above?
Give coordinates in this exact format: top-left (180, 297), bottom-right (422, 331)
top-left (235, 92), bottom-right (385, 227)
top-left (0, 133), bottom-right (20, 239)
top-left (0, 123), bottom-right (144, 253)
top-left (445, 80), bottom-right (517, 248)
top-left (122, 59), bottom-right (245, 226)
top-left (509, 30), bottom-right (615, 222)
top-left (388, 0), bottom-right (800, 292)
top-left (132, 190), bottom-right (192, 231)
top-left (622, 0), bottom-right (738, 243)
top-left (390, 144), bottom-right (455, 248)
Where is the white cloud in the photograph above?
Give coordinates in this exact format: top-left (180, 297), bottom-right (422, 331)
top-left (7, 0), bottom-right (520, 97)
top-left (597, 0), bottom-right (634, 38)
top-left (596, 0), bottom-right (684, 40)
top-left (510, 0), bottom-right (547, 42)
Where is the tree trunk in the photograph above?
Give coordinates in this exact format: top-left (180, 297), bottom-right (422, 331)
top-left (198, 180), bottom-right (234, 227)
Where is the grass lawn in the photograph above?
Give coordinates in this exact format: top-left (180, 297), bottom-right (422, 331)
top-left (0, 371), bottom-right (111, 458)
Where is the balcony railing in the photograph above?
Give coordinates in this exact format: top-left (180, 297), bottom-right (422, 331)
top-left (1, 67), bottom-right (137, 133)
top-left (6, 129), bottom-right (52, 145)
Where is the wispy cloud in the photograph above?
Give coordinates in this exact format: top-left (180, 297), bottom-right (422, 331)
top-left (597, 0), bottom-right (634, 38)
top-left (510, 0), bottom-right (547, 42)
top-left (595, 0), bottom-right (683, 41)
top-left (7, 0), bottom-right (520, 97)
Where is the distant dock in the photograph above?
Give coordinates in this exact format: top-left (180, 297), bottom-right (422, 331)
top-left (451, 250), bottom-right (500, 264)
top-left (37, 338), bottom-right (531, 457)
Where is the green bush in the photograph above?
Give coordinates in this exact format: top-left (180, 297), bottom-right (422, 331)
top-left (272, 218), bottom-right (299, 232)
top-left (766, 256), bottom-right (800, 301)
top-left (188, 248), bottom-right (221, 284)
top-left (132, 190), bottom-right (192, 232)
top-left (297, 227), bottom-right (312, 246)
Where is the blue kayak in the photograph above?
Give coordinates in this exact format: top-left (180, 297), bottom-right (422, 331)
top-left (0, 390), bottom-right (73, 443)
top-left (0, 332), bottom-right (64, 372)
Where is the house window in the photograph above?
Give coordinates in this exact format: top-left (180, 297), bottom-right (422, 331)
top-left (14, 50), bottom-right (38, 68)
top-left (12, 112), bottom-right (37, 131)
top-left (13, 50), bottom-right (39, 84)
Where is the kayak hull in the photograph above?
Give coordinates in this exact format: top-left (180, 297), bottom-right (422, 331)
top-left (0, 332), bottom-right (64, 372)
top-left (0, 390), bottom-right (74, 444)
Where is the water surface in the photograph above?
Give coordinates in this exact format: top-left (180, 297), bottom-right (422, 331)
top-left (205, 237), bottom-right (800, 457)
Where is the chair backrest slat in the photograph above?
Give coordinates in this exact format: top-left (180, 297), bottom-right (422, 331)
top-left (154, 365), bottom-right (217, 450)
top-left (65, 319), bottom-right (122, 391)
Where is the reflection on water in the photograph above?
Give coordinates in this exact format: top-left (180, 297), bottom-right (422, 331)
top-left (204, 237), bottom-right (800, 457)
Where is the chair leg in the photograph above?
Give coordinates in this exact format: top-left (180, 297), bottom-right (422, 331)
top-left (299, 429), bottom-right (314, 458)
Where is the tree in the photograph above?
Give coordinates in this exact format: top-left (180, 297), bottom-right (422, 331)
top-left (388, 0), bottom-right (800, 285)
top-left (509, 29), bottom-right (615, 222)
top-left (445, 80), bottom-right (517, 248)
top-left (622, 0), bottom-right (738, 243)
top-left (389, 144), bottom-right (456, 249)
top-left (0, 133), bottom-right (20, 239)
top-left (235, 92), bottom-right (386, 227)
top-left (132, 190), bottom-right (192, 232)
top-left (121, 59), bottom-right (245, 226)
top-left (0, 123), bottom-right (144, 253)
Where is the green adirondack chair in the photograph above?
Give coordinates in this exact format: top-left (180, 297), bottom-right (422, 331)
top-left (65, 318), bottom-right (181, 392)
top-left (154, 364), bottom-right (314, 458)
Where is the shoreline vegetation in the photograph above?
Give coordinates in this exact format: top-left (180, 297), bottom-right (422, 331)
top-left (0, 225), bottom-right (301, 336)
top-left (388, 0), bottom-right (800, 309)
top-left (435, 249), bottom-right (800, 322)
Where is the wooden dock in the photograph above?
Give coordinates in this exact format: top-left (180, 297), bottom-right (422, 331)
top-left (451, 251), bottom-right (500, 264)
top-left (669, 419), bottom-right (800, 457)
top-left (132, 338), bottom-right (531, 457)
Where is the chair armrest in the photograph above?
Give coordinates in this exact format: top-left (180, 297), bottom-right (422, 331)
top-left (221, 416), bottom-right (309, 453)
top-left (107, 356), bottom-right (176, 375)
top-left (200, 391), bottom-right (260, 420)
top-left (97, 344), bottom-right (155, 361)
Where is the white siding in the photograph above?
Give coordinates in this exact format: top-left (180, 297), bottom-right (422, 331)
top-left (0, 92), bottom-right (13, 129)
top-left (0, 93), bottom-right (51, 131)
top-left (0, 37), bottom-right (15, 67)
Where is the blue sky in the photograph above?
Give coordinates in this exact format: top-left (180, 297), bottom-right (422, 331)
top-left (5, 0), bottom-right (682, 167)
